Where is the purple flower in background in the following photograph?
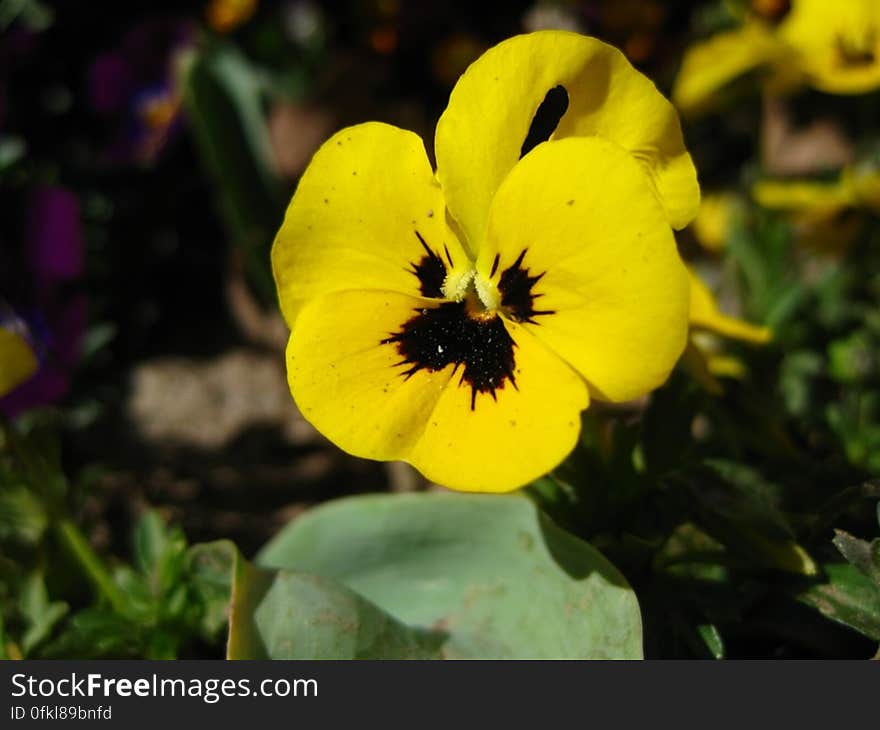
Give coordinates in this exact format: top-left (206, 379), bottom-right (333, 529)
top-left (88, 18), bottom-right (194, 166)
top-left (0, 187), bottom-right (86, 417)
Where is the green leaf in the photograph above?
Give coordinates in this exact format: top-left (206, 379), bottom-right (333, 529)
top-left (18, 572), bottom-right (68, 655)
top-left (696, 623), bottom-right (725, 659)
top-left (177, 42), bottom-right (283, 306)
top-left (187, 540), bottom-right (239, 641)
top-left (700, 459), bottom-right (794, 540)
top-left (828, 331), bottom-right (877, 384)
top-left (0, 484), bottom-right (48, 545)
top-left (832, 529), bottom-right (880, 587)
top-left (228, 554), bottom-right (444, 659)
top-left (252, 493), bottom-right (642, 659)
top-left (38, 608), bottom-right (141, 659)
top-left (799, 563), bottom-right (880, 641)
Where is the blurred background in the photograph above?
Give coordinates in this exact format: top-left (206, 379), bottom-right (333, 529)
top-left (2, 0), bottom-right (880, 659)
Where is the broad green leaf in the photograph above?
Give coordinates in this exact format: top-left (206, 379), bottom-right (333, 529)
top-left (228, 552), bottom-right (444, 659)
top-left (799, 563), bottom-right (880, 641)
top-left (254, 493), bottom-right (642, 659)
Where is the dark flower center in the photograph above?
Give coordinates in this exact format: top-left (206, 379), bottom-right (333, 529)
top-left (382, 231), bottom-right (553, 409)
top-left (382, 302), bottom-right (516, 410)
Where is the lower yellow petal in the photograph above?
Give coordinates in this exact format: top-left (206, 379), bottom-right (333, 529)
top-left (0, 326), bottom-right (38, 397)
top-left (287, 290), bottom-right (453, 461)
top-left (752, 178), bottom-right (854, 213)
top-left (287, 289), bottom-right (589, 493)
top-left (688, 269), bottom-right (772, 344)
top-left (408, 319), bottom-right (589, 493)
top-left (478, 136), bottom-right (690, 403)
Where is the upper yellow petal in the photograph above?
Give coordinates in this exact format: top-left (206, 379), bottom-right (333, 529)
top-left (477, 136), bottom-right (691, 403)
top-left (435, 30), bottom-right (699, 254)
top-left (271, 122), bottom-right (470, 326)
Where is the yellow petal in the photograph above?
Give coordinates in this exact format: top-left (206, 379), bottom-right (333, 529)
top-left (688, 269), bottom-right (772, 344)
top-left (287, 289), bottom-right (589, 493)
top-left (0, 326), bottom-right (38, 397)
top-left (752, 178), bottom-right (853, 211)
top-left (435, 30), bottom-right (699, 254)
top-left (271, 122), bottom-right (470, 326)
top-left (409, 319), bottom-right (589, 493)
top-left (691, 192), bottom-right (742, 252)
top-left (672, 22), bottom-right (788, 116)
top-left (476, 136), bottom-right (691, 403)
top-left (780, 0), bottom-right (880, 94)
top-left (844, 164), bottom-right (880, 212)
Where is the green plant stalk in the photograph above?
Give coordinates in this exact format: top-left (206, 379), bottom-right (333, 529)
top-left (55, 519), bottom-right (128, 616)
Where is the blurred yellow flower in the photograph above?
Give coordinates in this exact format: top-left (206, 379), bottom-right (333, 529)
top-left (674, 0), bottom-right (880, 115)
top-left (690, 192), bottom-right (745, 252)
top-left (780, 0), bottom-right (880, 94)
top-left (753, 162), bottom-right (880, 248)
top-left (673, 20), bottom-right (787, 116)
top-left (206, 0), bottom-right (257, 34)
top-left (0, 323), bottom-right (37, 398)
top-left (272, 32), bottom-right (698, 492)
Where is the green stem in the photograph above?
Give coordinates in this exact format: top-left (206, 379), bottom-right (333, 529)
top-left (55, 519), bottom-right (128, 615)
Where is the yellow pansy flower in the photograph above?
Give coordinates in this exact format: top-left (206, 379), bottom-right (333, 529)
top-left (673, 20), bottom-right (788, 116)
top-left (779, 0), bottom-right (880, 94)
top-left (0, 322), bottom-right (38, 398)
top-left (675, 0), bottom-right (880, 115)
top-left (272, 32), bottom-right (698, 493)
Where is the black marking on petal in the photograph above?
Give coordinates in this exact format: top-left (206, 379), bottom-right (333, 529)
top-left (498, 249), bottom-right (555, 324)
top-left (836, 31), bottom-right (877, 67)
top-left (520, 85), bottom-right (569, 159)
top-left (410, 230), bottom-right (446, 297)
top-left (489, 253), bottom-right (500, 278)
top-left (382, 301), bottom-right (517, 410)
top-left (443, 244), bottom-right (454, 267)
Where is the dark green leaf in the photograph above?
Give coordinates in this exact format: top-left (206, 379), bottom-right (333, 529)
top-left (799, 564), bottom-right (880, 641)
